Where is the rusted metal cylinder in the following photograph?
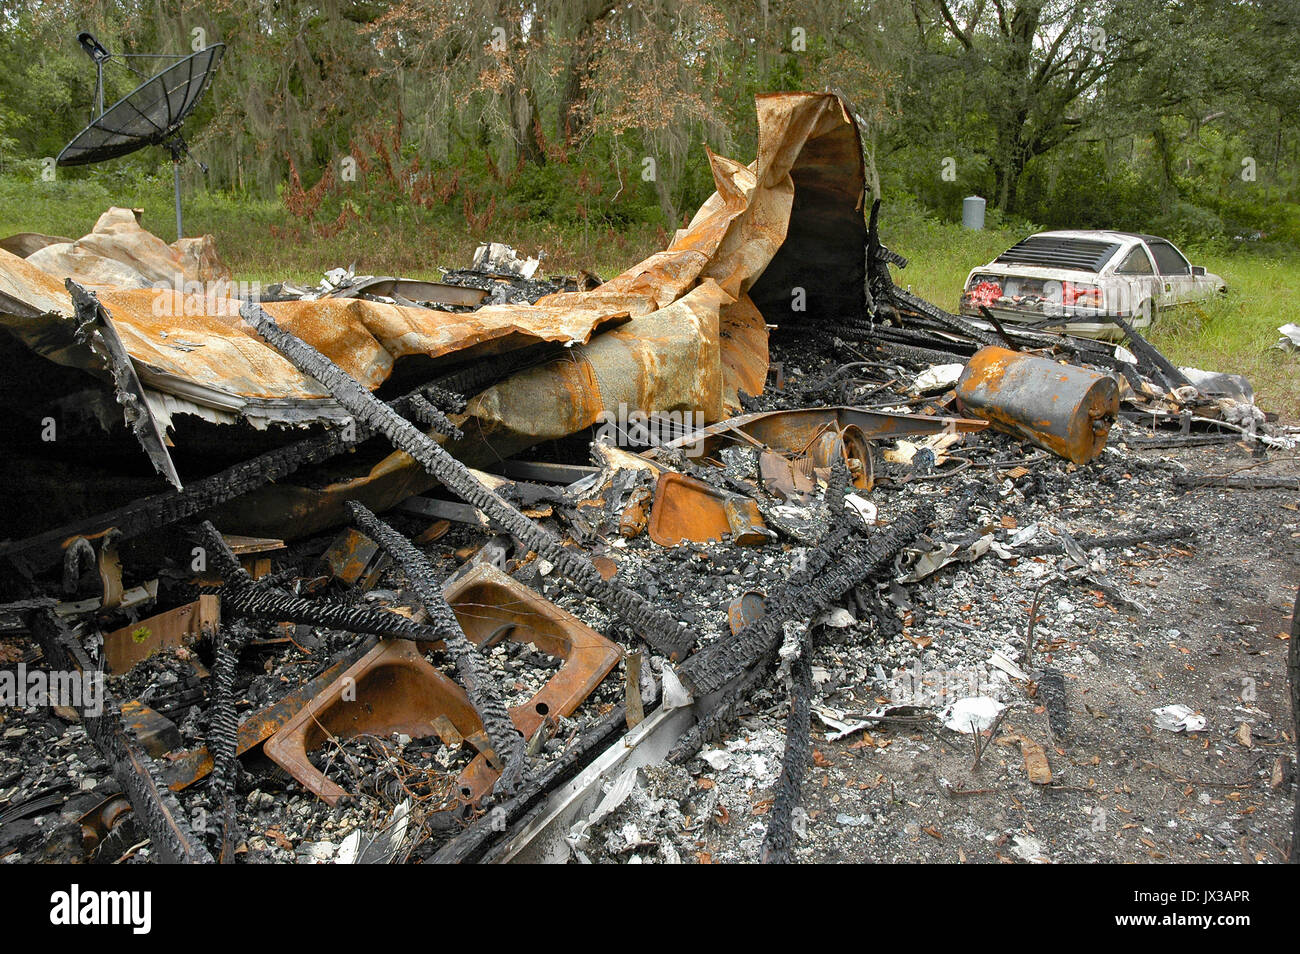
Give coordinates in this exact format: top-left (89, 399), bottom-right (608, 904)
top-left (955, 346), bottom-right (1118, 464)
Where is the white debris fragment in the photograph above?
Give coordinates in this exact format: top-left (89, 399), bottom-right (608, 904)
top-left (940, 696), bottom-right (1005, 733)
top-left (472, 242), bottom-right (540, 279)
top-left (988, 650), bottom-right (1028, 681)
top-left (1274, 323), bottom-right (1300, 352)
top-left (1152, 704), bottom-right (1207, 733)
top-left (844, 493), bottom-right (878, 526)
top-left (1010, 834), bottom-right (1049, 863)
top-left (700, 748), bottom-right (732, 771)
top-left (814, 607), bottom-right (856, 629)
top-left (660, 665), bottom-right (693, 710)
top-left (912, 363), bottom-right (964, 393)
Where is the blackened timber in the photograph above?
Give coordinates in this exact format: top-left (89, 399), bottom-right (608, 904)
top-left (0, 380), bottom-right (455, 575)
top-left (208, 620), bottom-right (251, 861)
top-left (405, 393), bottom-right (464, 440)
top-left (347, 502), bottom-right (526, 795)
top-left (30, 609), bottom-right (214, 864)
top-left (761, 648), bottom-right (813, 864)
top-left (890, 286), bottom-right (998, 347)
top-left (239, 301), bottom-right (692, 660)
top-left (429, 704), bottom-right (628, 864)
top-left (1106, 312), bottom-right (1192, 391)
top-left (679, 503), bottom-right (932, 697)
top-left (197, 521), bottom-right (446, 643)
top-left (667, 659), bottom-right (772, 764)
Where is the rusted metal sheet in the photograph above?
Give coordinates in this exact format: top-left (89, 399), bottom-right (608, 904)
top-left (757, 424), bottom-right (875, 501)
top-left (1, 93), bottom-right (873, 543)
top-left (648, 472), bottom-right (769, 547)
top-left (955, 346), bottom-right (1119, 464)
top-left (102, 595), bottom-right (220, 674)
top-left (444, 563), bottom-right (622, 740)
top-left (320, 528), bottom-right (391, 589)
top-left (265, 564), bottom-right (621, 808)
top-left (663, 406), bottom-right (987, 462)
top-left (161, 641), bottom-right (373, 791)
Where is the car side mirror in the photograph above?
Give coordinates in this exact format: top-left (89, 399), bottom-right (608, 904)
top-left (1191, 265), bottom-right (1206, 277)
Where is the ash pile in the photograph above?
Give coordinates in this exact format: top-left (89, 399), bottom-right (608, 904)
top-left (1, 93), bottom-right (1296, 865)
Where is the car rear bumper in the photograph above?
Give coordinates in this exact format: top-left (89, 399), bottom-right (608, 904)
top-left (958, 304), bottom-right (1150, 340)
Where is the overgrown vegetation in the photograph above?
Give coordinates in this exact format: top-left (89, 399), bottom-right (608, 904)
top-left (2, 2), bottom-right (1297, 415)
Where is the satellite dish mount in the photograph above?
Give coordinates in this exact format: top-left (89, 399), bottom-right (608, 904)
top-left (58, 33), bottom-right (225, 242)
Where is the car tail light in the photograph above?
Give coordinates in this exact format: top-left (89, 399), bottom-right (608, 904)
top-left (963, 277), bottom-right (1002, 308)
top-left (1062, 281), bottom-right (1102, 307)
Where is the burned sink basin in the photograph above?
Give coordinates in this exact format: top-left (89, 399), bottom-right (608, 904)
top-left (264, 563), bottom-right (621, 807)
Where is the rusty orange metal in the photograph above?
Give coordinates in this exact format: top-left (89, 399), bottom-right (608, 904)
top-left (102, 595), bottom-right (220, 674)
top-left (320, 527), bottom-right (391, 589)
top-left (264, 564), bottom-right (621, 807)
top-left (443, 562), bottom-right (622, 740)
top-left (3, 94), bottom-right (883, 544)
top-left (263, 638), bottom-right (490, 806)
top-left (162, 642), bottom-right (371, 791)
top-left (955, 346), bottom-right (1119, 464)
top-left (647, 472), bottom-right (768, 546)
top-left (664, 406), bottom-right (986, 463)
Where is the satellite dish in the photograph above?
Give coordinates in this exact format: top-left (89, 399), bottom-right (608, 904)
top-left (57, 34), bottom-right (225, 242)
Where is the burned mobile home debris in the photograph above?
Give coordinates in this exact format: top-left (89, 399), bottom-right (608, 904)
top-left (1, 92), bottom-right (1297, 865)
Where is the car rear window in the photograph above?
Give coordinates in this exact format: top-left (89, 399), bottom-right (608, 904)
top-left (994, 236), bottom-right (1122, 272)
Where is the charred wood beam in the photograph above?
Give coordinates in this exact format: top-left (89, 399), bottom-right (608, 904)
top-left (208, 620), bottom-right (252, 862)
top-left (0, 380), bottom-right (460, 576)
top-left (679, 501), bottom-right (932, 698)
top-left (878, 340), bottom-right (974, 368)
top-left (1106, 313), bottom-right (1192, 391)
top-left (99, 713), bottom-right (216, 864)
top-left (667, 658), bottom-right (773, 764)
top-left (429, 703), bottom-right (628, 864)
top-left (890, 287), bottom-right (998, 348)
top-left (31, 609), bottom-right (213, 864)
top-left (761, 647), bottom-right (813, 864)
top-left (405, 393), bottom-right (464, 440)
top-left (196, 521), bottom-right (446, 643)
top-left (239, 301), bottom-right (692, 660)
top-left (347, 502), bottom-right (526, 795)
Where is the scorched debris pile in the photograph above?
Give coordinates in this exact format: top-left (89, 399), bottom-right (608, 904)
top-left (0, 93), bottom-right (1294, 864)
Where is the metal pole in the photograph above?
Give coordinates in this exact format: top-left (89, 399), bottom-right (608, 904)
top-left (173, 160), bottom-right (183, 241)
top-left (95, 62), bottom-right (104, 116)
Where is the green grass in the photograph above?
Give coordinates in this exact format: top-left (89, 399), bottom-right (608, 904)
top-left (7, 175), bottom-right (1298, 420)
top-left (883, 212), bottom-right (1300, 421)
top-left (4, 172), bottom-right (660, 283)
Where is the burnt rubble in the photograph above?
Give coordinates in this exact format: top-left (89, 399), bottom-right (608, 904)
top-left (2, 93), bottom-right (1298, 866)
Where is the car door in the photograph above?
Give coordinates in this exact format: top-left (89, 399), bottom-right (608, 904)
top-left (1112, 244), bottom-right (1160, 320)
top-left (1146, 240), bottom-right (1196, 305)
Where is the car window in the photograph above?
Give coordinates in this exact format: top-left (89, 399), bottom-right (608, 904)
top-left (1115, 247), bottom-right (1154, 275)
top-left (1147, 241), bottom-right (1191, 276)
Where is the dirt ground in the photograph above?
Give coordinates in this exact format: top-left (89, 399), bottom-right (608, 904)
top-left (584, 440), bottom-right (1299, 864)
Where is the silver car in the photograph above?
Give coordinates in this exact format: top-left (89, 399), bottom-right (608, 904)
top-left (959, 230), bottom-right (1226, 338)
